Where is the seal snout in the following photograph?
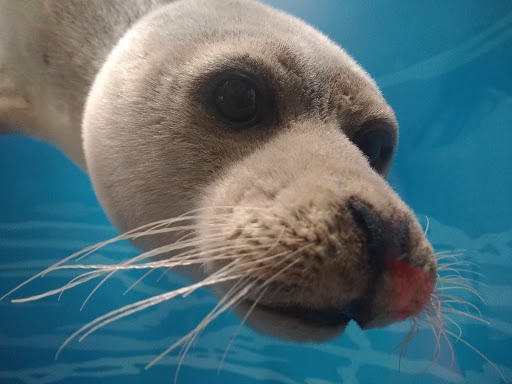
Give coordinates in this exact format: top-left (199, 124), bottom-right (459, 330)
top-left (201, 169), bottom-right (438, 340)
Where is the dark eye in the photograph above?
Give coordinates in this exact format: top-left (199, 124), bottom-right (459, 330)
top-left (353, 127), bottom-right (395, 174)
top-left (214, 76), bottom-right (258, 123)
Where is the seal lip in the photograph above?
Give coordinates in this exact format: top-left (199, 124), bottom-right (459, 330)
top-left (243, 300), bottom-right (352, 328)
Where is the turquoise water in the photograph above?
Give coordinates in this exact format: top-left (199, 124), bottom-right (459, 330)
top-left (1, 1), bottom-right (512, 383)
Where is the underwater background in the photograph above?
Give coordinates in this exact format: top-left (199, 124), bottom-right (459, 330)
top-left (1, 1), bottom-right (511, 383)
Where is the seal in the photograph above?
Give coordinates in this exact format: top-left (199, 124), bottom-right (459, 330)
top-left (0, 0), bottom-right (437, 344)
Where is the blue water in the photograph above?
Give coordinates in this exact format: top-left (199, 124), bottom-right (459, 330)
top-left (1, 1), bottom-right (512, 383)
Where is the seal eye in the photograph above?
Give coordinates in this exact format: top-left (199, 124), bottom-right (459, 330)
top-left (214, 77), bottom-right (258, 123)
top-left (353, 128), bottom-right (395, 174)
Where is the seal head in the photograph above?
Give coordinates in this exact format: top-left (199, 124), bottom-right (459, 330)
top-left (83, 0), bottom-right (436, 341)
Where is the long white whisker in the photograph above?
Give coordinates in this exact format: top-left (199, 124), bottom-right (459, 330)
top-left (54, 272), bottom-right (242, 359)
top-left (438, 274), bottom-right (486, 286)
top-left (217, 285), bottom-right (269, 374)
top-left (172, 278), bottom-right (254, 384)
top-left (124, 268), bottom-right (157, 295)
top-left (437, 260), bottom-right (478, 269)
top-left (59, 270), bottom-right (107, 301)
top-left (434, 286), bottom-right (486, 303)
top-left (433, 298), bottom-right (483, 318)
top-left (442, 328), bottom-right (507, 382)
top-left (0, 206), bottom-right (268, 301)
top-left (442, 313), bottom-right (463, 340)
top-left (437, 308), bottom-right (489, 324)
top-left (10, 239), bottom-right (272, 303)
top-left (12, 270), bottom-right (106, 303)
top-left (434, 249), bottom-right (466, 257)
top-left (80, 270), bottom-right (117, 311)
top-left (145, 277), bottom-right (254, 382)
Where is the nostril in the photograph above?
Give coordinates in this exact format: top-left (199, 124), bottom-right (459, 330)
top-left (348, 198), bottom-right (386, 275)
top-left (387, 216), bottom-right (410, 260)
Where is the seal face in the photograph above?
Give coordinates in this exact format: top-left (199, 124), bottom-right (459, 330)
top-left (2, 0), bottom-right (437, 343)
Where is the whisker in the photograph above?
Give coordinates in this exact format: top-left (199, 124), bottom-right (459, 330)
top-left (432, 292), bottom-right (477, 305)
top-left (10, 239), bottom-right (271, 302)
top-left (434, 286), bottom-right (486, 303)
top-left (146, 235), bottom-right (312, 379)
top-left (124, 268), bottom-right (156, 295)
top-left (435, 249), bottom-right (466, 257)
top-left (392, 318), bottom-right (419, 376)
top-left (145, 276), bottom-right (254, 382)
top-left (437, 260), bottom-right (478, 270)
top-left (82, 263), bottom-right (243, 343)
top-left (438, 269), bottom-right (487, 282)
top-left (440, 329), bottom-right (508, 383)
top-left (172, 278), bottom-right (255, 384)
top-left (443, 314), bottom-right (463, 340)
top-left (422, 312), bottom-right (446, 369)
top-left (411, 263), bottom-right (508, 383)
top-left (438, 274), bottom-right (486, 286)
top-left (217, 285), bottom-right (269, 374)
top-left (59, 270), bottom-right (107, 301)
top-left (0, 228), bottom-right (198, 301)
top-left (437, 308), bottom-right (489, 325)
top-left (433, 299), bottom-right (483, 318)
top-left (0, 205), bottom-right (271, 301)
top-left (81, 270), bottom-right (116, 310)
top-left (54, 272), bottom-right (242, 359)
top-left (12, 270), bottom-right (106, 303)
